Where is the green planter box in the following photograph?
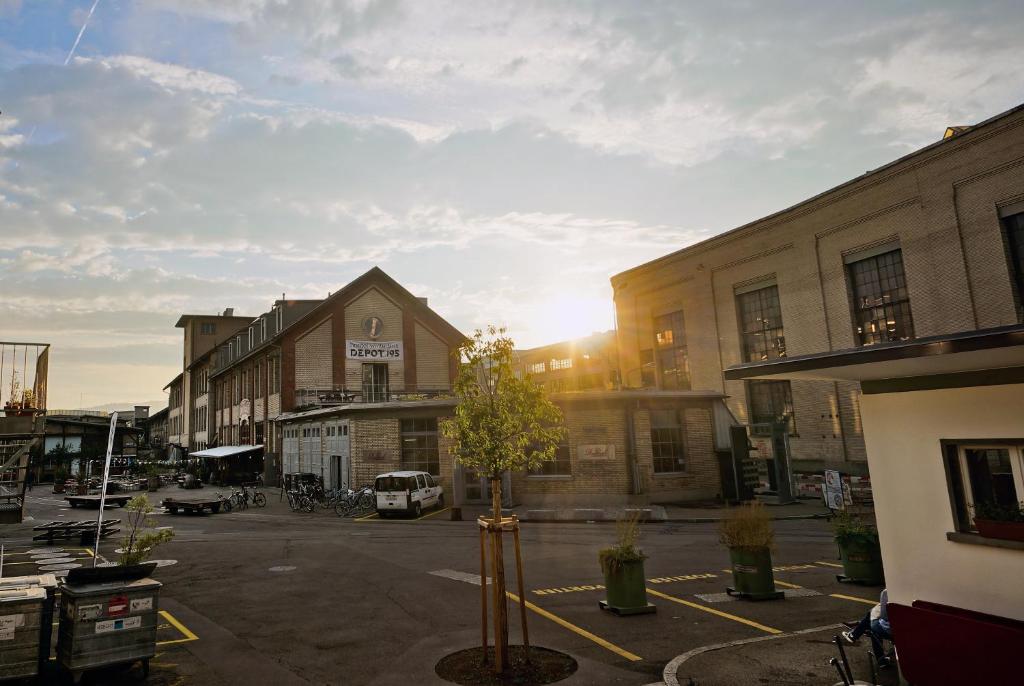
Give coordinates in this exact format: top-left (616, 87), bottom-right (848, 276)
top-left (837, 537), bottom-right (884, 585)
top-left (726, 547), bottom-right (783, 600)
top-left (599, 559), bottom-right (656, 616)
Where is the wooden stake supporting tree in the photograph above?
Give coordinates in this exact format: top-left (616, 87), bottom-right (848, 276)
top-left (442, 326), bottom-right (565, 676)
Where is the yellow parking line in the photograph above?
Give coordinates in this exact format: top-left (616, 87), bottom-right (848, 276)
top-left (646, 588), bottom-right (781, 635)
top-left (773, 579), bottom-right (803, 589)
top-left (816, 561), bottom-right (843, 568)
top-left (505, 591), bottom-right (642, 662)
top-left (830, 593), bottom-right (876, 606)
top-left (158, 610), bottom-right (198, 644)
top-left (354, 512), bottom-right (379, 521)
top-left (417, 506), bottom-right (450, 520)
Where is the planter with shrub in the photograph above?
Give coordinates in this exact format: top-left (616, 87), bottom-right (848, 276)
top-left (598, 513), bottom-right (656, 615)
top-left (831, 510), bottom-right (884, 584)
top-left (973, 501), bottom-right (1024, 542)
top-left (720, 503), bottom-right (783, 600)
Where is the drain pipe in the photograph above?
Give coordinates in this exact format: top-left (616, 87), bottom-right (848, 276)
top-left (625, 400), bottom-right (641, 496)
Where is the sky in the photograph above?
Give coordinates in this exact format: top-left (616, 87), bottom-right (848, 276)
top-left (2, 1), bottom-right (1024, 410)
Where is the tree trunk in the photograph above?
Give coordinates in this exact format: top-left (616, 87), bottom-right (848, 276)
top-left (490, 477), bottom-right (509, 673)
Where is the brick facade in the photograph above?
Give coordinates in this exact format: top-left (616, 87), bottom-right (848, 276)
top-left (612, 105), bottom-right (1024, 474)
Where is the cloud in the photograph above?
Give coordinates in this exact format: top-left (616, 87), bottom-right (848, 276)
top-left (3, 0), bottom-right (1024, 406)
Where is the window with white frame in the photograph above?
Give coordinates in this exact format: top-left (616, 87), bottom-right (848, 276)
top-left (944, 442), bottom-right (1024, 533)
top-left (550, 358), bottom-right (572, 370)
top-left (527, 362), bottom-right (546, 375)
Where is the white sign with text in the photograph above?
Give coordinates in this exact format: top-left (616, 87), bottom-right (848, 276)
top-left (346, 340), bottom-right (403, 360)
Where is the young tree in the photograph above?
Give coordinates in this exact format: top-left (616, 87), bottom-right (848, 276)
top-left (441, 326), bottom-right (565, 672)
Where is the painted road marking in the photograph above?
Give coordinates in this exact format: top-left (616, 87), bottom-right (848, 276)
top-left (646, 588), bottom-right (781, 635)
top-left (432, 568), bottom-right (642, 662)
top-left (505, 591), bottom-right (643, 662)
top-left (816, 561), bottom-right (844, 568)
top-left (429, 569), bottom-right (490, 586)
top-left (157, 610), bottom-right (198, 646)
top-left (773, 579), bottom-right (803, 589)
top-left (648, 573), bottom-right (717, 584)
top-left (830, 593), bottom-right (876, 606)
top-left (356, 506), bottom-right (450, 522)
top-left (533, 584), bottom-right (604, 596)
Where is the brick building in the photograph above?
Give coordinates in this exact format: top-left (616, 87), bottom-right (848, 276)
top-left (208, 267), bottom-right (464, 486)
top-left (612, 103), bottom-right (1024, 476)
top-left (514, 331), bottom-right (620, 393)
top-left (277, 389), bottom-right (730, 506)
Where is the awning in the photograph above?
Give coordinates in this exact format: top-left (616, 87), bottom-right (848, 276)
top-left (191, 444), bottom-right (264, 458)
top-left (723, 324), bottom-right (1024, 393)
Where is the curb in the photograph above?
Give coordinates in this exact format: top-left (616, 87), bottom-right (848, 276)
top-left (518, 512), bottom-right (831, 524)
top-left (661, 623), bottom-right (843, 686)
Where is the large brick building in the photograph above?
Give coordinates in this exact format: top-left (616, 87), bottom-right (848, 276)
top-left (207, 267), bottom-right (464, 486)
top-left (612, 103), bottom-right (1024, 476)
top-left (514, 331), bottom-right (620, 393)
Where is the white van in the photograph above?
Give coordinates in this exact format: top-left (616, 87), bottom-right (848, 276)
top-left (375, 471), bottom-right (444, 518)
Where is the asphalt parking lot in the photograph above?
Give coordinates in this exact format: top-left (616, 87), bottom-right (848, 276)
top-left (7, 490), bottom-right (888, 685)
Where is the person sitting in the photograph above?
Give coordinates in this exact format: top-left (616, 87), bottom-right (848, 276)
top-left (842, 588), bottom-right (893, 667)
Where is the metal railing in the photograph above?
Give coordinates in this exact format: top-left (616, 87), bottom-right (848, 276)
top-left (293, 386), bottom-right (454, 409)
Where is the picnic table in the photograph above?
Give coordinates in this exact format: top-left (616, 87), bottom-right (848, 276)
top-left (33, 519), bottom-right (120, 544)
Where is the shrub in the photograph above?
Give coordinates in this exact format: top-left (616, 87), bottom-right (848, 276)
top-left (831, 509), bottom-right (879, 545)
top-left (973, 500), bottom-right (1024, 523)
top-left (119, 495), bottom-right (174, 566)
top-left (599, 511), bottom-right (646, 574)
top-left (719, 502), bottom-right (774, 550)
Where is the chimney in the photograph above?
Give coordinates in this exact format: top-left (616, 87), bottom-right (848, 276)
top-left (223, 308), bottom-right (234, 317)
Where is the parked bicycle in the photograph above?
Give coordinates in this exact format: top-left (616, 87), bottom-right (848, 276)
top-left (215, 491), bottom-right (233, 514)
top-left (334, 485), bottom-right (375, 517)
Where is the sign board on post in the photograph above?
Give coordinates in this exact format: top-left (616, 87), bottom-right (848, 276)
top-left (346, 341), bottom-right (403, 360)
top-left (824, 469), bottom-right (845, 511)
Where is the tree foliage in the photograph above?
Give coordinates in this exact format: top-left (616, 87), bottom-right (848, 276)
top-left (441, 326), bottom-right (565, 479)
top-left (119, 495), bottom-right (174, 566)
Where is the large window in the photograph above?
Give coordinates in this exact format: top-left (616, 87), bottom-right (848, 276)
top-left (1002, 211), bottom-right (1024, 320)
top-left (271, 357), bottom-right (281, 394)
top-left (747, 380), bottom-right (795, 435)
top-left (531, 437), bottom-right (571, 476)
top-left (945, 443), bottom-right (1024, 533)
top-left (639, 349), bottom-right (655, 387)
top-left (362, 363), bottom-right (389, 403)
top-left (550, 358), bottom-right (572, 370)
top-left (848, 248), bottom-right (914, 345)
top-left (650, 409), bottom-right (686, 473)
top-left (401, 418), bottom-right (439, 475)
top-left (653, 311), bottom-right (690, 390)
top-left (737, 284), bottom-right (786, 362)
top-left (200, 322), bottom-right (216, 335)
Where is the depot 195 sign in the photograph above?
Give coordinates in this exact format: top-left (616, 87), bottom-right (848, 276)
top-left (346, 340), bottom-right (403, 360)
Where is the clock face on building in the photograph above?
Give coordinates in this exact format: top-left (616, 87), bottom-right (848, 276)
top-left (362, 316), bottom-right (384, 339)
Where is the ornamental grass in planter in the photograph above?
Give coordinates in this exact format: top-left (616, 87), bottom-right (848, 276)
top-left (719, 503), bottom-right (783, 600)
top-left (831, 509), bottom-right (884, 584)
top-left (973, 501), bottom-right (1024, 543)
top-left (598, 512), bottom-right (655, 615)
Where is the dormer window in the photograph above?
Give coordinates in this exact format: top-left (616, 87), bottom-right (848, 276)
top-left (261, 316), bottom-right (267, 341)
top-left (275, 305), bottom-right (283, 332)
top-left (248, 326), bottom-right (254, 348)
